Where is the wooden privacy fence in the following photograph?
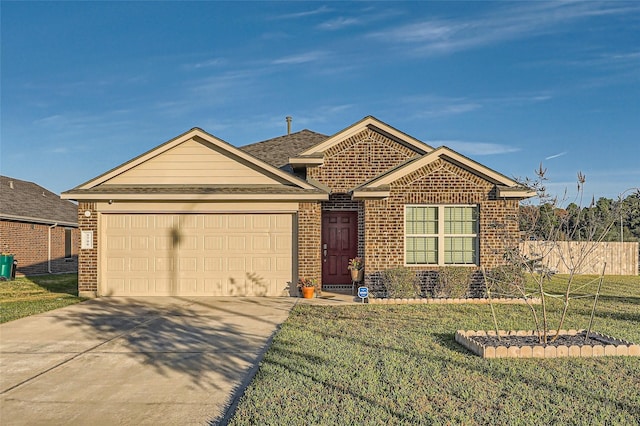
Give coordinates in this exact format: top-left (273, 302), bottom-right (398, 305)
top-left (519, 241), bottom-right (639, 276)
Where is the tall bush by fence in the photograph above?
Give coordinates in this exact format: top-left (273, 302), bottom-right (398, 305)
top-left (519, 241), bottom-right (639, 275)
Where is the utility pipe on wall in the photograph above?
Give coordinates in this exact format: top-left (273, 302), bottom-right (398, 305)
top-left (48, 223), bottom-right (58, 273)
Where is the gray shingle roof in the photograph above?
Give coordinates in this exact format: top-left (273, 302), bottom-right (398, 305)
top-left (239, 129), bottom-right (328, 169)
top-left (0, 176), bottom-right (78, 226)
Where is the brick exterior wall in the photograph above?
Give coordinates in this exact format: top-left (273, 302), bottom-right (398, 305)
top-left (299, 128), bottom-right (520, 290)
top-left (0, 220), bottom-right (78, 276)
top-left (297, 202), bottom-right (322, 285)
top-left (77, 202), bottom-right (98, 296)
top-left (307, 128), bottom-right (419, 192)
top-left (363, 160), bottom-right (520, 291)
top-left (304, 129), bottom-right (419, 286)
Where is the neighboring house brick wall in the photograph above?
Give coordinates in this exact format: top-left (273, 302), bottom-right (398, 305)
top-left (297, 202), bottom-right (322, 285)
top-left (77, 202), bottom-right (98, 296)
top-left (0, 220), bottom-right (78, 276)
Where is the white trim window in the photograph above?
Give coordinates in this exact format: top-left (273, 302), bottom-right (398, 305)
top-left (405, 205), bottom-right (478, 266)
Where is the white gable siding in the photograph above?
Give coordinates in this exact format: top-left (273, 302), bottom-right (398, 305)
top-left (106, 138), bottom-right (281, 185)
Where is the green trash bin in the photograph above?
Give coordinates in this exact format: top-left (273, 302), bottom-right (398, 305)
top-left (0, 255), bottom-right (15, 280)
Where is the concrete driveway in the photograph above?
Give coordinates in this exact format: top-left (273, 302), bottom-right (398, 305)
top-left (0, 296), bottom-right (297, 425)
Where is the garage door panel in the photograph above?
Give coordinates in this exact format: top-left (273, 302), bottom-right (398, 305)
top-left (204, 236), bottom-right (224, 250)
top-left (275, 235), bottom-right (291, 251)
top-left (107, 236), bottom-right (128, 250)
top-left (131, 278), bottom-right (149, 293)
top-left (102, 213), bottom-right (293, 296)
top-left (181, 235), bottom-right (198, 250)
top-left (179, 257), bottom-right (198, 272)
top-left (155, 235), bottom-right (174, 250)
top-left (155, 258), bottom-right (173, 272)
top-left (106, 257), bottom-right (126, 272)
top-left (228, 236), bottom-right (246, 251)
top-left (130, 258), bottom-right (150, 272)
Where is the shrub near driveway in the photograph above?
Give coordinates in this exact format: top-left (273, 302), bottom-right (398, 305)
top-left (0, 274), bottom-right (83, 323)
top-left (229, 276), bottom-right (640, 425)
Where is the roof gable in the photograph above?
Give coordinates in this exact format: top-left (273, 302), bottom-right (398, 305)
top-left (0, 176), bottom-right (78, 226)
top-left (353, 146), bottom-right (535, 199)
top-left (66, 128), bottom-right (319, 194)
top-left (295, 116), bottom-right (432, 159)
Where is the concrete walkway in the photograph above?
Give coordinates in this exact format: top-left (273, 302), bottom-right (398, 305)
top-left (0, 297), bottom-right (301, 425)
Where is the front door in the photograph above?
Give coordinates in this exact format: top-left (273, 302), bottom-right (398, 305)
top-left (322, 211), bottom-right (358, 285)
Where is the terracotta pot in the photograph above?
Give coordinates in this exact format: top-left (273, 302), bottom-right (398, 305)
top-left (350, 268), bottom-right (364, 282)
top-left (301, 286), bottom-right (315, 299)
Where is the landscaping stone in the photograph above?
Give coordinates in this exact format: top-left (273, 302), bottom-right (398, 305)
top-left (456, 330), bottom-right (640, 359)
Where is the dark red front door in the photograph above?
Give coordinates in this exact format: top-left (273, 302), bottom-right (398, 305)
top-left (322, 211), bottom-right (358, 285)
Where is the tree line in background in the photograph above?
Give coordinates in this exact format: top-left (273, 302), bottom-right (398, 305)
top-left (519, 185), bottom-right (640, 243)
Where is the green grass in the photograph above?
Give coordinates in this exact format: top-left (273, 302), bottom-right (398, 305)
top-left (230, 275), bottom-right (640, 425)
top-left (0, 274), bottom-right (84, 323)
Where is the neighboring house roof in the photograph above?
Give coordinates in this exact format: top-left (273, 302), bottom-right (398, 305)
top-left (352, 146), bottom-right (536, 199)
top-left (0, 176), bottom-right (78, 226)
top-left (239, 129), bottom-right (328, 169)
top-left (62, 127), bottom-right (328, 201)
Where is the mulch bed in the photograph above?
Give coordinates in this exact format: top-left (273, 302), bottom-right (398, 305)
top-left (471, 331), bottom-right (628, 348)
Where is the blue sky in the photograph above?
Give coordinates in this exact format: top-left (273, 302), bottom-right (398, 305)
top-left (2, 1), bottom-right (639, 201)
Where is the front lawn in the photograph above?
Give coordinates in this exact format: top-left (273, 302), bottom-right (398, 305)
top-left (0, 274), bottom-right (83, 323)
top-left (229, 275), bottom-right (640, 425)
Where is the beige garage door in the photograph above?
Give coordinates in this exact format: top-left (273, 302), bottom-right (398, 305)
top-left (101, 213), bottom-right (293, 296)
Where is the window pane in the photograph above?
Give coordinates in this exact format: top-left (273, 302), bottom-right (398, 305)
top-left (406, 236), bottom-right (437, 264)
top-left (445, 206), bottom-right (477, 234)
top-left (406, 206), bottom-right (437, 235)
top-left (444, 237), bottom-right (476, 264)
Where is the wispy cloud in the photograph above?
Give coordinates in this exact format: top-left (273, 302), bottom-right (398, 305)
top-left (401, 92), bottom-right (552, 119)
top-left (317, 17), bottom-right (360, 31)
top-left (545, 151), bottom-right (568, 160)
top-left (271, 51), bottom-right (327, 65)
top-left (429, 140), bottom-right (520, 156)
top-left (367, 2), bottom-right (640, 56)
top-left (183, 57), bottom-right (227, 70)
top-left (275, 6), bottom-right (332, 20)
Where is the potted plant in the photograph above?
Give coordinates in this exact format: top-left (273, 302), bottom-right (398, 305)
top-left (348, 257), bottom-right (364, 282)
top-left (297, 277), bottom-right (317, 299)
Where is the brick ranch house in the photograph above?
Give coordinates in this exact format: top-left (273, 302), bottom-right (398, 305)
top-left (0, 176), bottom-right (79, 276)
top-left (62, 116), bottom-right (534, 298)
